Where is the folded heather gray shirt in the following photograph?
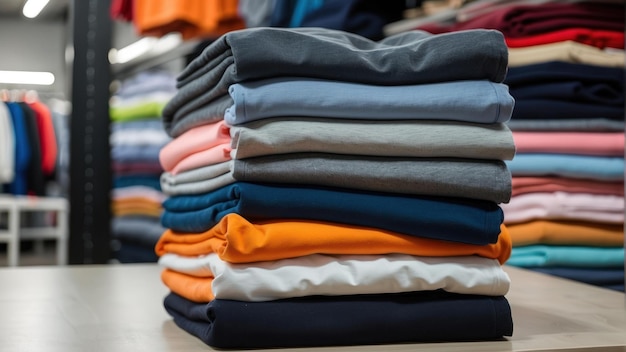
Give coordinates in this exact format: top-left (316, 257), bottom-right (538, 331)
top-left (161, 172), bottom-right (236, 196)
top-left (160, 161), bottom-right (234, 195)
top-left (232, 153), bottom-right (512, 203)
top-left (162, 27), bottom-right (508, 134)
top-left (225, 78), bottom-right (514, 125)
top-left (161, 161), bottom-right (231, 186)
top-left (230, 117), bottom-right (515, 161)
top-left (160, 161), bottom-right (235, 196)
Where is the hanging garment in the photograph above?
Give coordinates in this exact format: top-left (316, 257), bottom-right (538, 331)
top-left (19, 102), bottom-right (45, 196)
top-left (27, 99), bottom-right (58, 176)
top-left (0, 102), bottom-right (15, 183)
top-left (4, 102), bottom-right (31, 195)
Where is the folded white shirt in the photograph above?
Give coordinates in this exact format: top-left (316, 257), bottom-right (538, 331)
top-left (158, 252), bottom-right (511, 300)
top-left (501, 191), bottom-right (624, 224)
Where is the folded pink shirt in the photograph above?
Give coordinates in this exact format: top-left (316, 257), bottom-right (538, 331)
top-left (513, 131), bottom-right (624, 156)
top-left (169, 142), bottom-right (232, 175)
top-left (502, 191), bottom-right (624, 225)
top-left (159, 120), bottom-right (231, 171)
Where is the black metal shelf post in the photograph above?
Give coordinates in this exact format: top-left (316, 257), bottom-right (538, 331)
top-left (68, 0), bottom-right (112, 264)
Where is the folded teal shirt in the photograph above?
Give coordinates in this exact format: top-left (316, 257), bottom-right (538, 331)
top-left (507, 245), bottom-right (625, 268)
top-left (161, 182), bottom-right (504, 245)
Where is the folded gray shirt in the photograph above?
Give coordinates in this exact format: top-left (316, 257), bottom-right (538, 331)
top-left (160, 161), bottom-right (235, 196)
top-left (233, 153), bottom-right (512, 203)
top-left (506, 118), bottom-right (625, 132)
top-left (159, 154), bottom-right (512, 202)
top-left (231, 117), bottom-right (516, 161)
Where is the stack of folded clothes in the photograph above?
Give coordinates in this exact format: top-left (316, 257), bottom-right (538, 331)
top-left (502, 62), bottom-right (625, 292)
top-left (412, 0), bottom-right (625, 293)
top-left (500, 3), bottom-right (625, 292)
top-left (155, 27), bottom-right (516, 348)
top-left (109, 70), bottom-right (175, 262)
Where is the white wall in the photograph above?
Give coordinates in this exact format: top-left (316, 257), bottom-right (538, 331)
top-left (0, 18), bottom-right (68, 98)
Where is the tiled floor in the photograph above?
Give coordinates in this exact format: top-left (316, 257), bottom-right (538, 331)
top-left (0, 240), bottom-right (58, 266)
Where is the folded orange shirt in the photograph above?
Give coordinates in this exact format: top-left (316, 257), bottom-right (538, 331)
top-left (161, 269), bottom-right (215, 302)
top-left (508, 220), bottom-right (624, 247)
top-left (155, 214), bottom-right (512, 264)
top-left (133, 0), bottom-right (244, 40)
top-left (112, 197), bottom-right (163, 217)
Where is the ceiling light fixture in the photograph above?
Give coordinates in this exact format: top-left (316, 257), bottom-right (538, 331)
top-left (109, 33), bottom-right (182, 64)
top-left (23, 0), bottom-right (51, 19)
top-left (0, 70), bottom-right (55, 85)
top-left (109, 37), bottom-right (158, 64)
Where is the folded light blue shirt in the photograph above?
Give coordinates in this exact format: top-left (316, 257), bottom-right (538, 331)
top-left (505, 153), bottom-right (624, 181)
top-left (225, 78), bottom-right (514, 125)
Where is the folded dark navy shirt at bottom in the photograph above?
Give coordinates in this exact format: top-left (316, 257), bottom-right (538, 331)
top-left (163, 290), bottom-right (513, 349)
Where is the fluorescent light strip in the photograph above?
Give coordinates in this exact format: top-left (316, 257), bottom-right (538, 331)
top-left (0, 70), bottom-right (55, 85)
top-left (111, 37), bottom-right (157, 64)
top-left (109, 33), bottom-right (183, 64)
top-left (23, 0), bottom-right (50, 18)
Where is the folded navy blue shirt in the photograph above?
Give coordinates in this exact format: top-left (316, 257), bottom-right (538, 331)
top-left (113, 175), bottom-right (162, 191)
top-left (505, 61), bottom-right (624, 89)
top-left (512, 99), bottom-right (624, 120)
top-left (531, 267), bottom-right (624, 287)
top-left (161, 182), bottom-right (504, 245)
top-left (164, 290), bottom-right (513, 349)
top-left (282, 0), bottom-right (407, 40)
top-left (509, 81), bottom-right (623, 106)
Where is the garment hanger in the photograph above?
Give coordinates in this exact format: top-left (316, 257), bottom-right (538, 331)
top-left (24, 89), bottom-right (40, 103)
top-left (9, 89), bottom-right (26, 102)
top-left (0, 89), bottom-right (9, 102)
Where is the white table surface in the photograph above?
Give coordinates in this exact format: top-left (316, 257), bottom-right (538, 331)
top-left (0, 263), bottom-right (624, 352)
